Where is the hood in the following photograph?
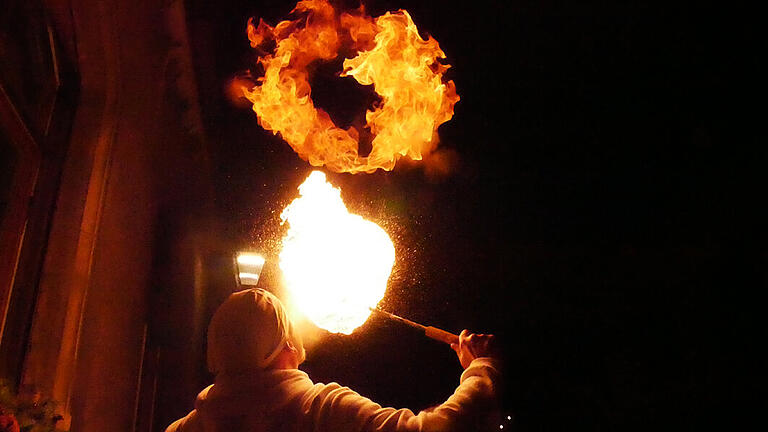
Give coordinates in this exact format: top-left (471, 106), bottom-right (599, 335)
top-left (207, 289), bottom-right (306, 374)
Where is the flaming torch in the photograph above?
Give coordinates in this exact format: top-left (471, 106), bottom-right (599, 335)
top-left (279, 171), bottom-right (458, 345)
top-left (370, 307), bottom-right (459, 345)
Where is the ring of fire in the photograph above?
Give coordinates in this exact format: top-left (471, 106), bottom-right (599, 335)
top-left (243, 0), bottom-right (460, 173)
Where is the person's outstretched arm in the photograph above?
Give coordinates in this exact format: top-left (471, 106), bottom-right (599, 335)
top-left (296, 330), bottom-right (502, 432)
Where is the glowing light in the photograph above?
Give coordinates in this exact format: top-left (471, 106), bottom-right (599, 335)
top-left (236, 252), bottom-right (265, 286)
top-left (279, 171), bottom-right (395, 334)
top-left (242, 0), bottom-right (459, 173)
top-left (237, 253), bottom-right (265, 266)
top-left (238, 273), bottom-right (262, 285)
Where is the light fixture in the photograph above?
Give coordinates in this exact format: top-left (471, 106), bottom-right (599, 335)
top-left (235, 252), bottom-right (265, 288)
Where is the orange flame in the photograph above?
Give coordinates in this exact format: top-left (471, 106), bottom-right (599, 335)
top-left (279, 171), bottom-right (395, 334)
top-left (243, 0), bottom-right (459, 173)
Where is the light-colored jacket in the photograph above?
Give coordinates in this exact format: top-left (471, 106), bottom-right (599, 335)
top-left (166, 357), bottom-right (500, 432)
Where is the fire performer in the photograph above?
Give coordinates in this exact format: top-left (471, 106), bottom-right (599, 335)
top-left (166, 288), bottom-right (501, 432)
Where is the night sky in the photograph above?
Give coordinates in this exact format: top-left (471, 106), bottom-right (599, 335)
top-left (184, 1), bottom-right (755, 429)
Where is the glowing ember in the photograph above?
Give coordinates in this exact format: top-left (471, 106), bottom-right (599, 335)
top-left (279, 171), bottom-right (395, 334)
top-left (242, 0), bottom-right (460, 173)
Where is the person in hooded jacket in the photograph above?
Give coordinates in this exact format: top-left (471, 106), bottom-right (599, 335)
top-left (166, 288), bottom-right (501, 432)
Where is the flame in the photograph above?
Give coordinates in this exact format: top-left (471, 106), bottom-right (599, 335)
top-left (243, 0), bottom-right (459, 173)
top-left (279, 171), bottom-right (395, 334)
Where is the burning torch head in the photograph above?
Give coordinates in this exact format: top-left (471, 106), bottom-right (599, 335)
top-left (207, 288), bottom-right (306, 373)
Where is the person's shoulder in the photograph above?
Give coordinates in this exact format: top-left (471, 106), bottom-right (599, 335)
top-left (302, 378), bottom-right (364, 401)
top-left (271, 368), bottom-right (314, 386)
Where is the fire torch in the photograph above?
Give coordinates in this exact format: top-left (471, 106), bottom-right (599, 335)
top-left (371, 306), bottom-right (459, 345)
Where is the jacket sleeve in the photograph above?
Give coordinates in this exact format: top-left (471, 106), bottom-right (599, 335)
top-left (297, 357), bottom-right (501, 432)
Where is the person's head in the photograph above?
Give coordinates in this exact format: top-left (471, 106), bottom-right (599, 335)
top-left (207, 288), bottom-right (306, 374)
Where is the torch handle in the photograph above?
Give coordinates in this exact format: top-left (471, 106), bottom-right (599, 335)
top-left (371, 307), bottom-right (459, 346)
top-left (425, 326), bottom-right (460, 345)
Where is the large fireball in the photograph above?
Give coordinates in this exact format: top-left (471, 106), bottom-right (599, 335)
top-left (279, 171), bottom-right (395, 334)
top-left (243, 0), bottom-right (460, 173)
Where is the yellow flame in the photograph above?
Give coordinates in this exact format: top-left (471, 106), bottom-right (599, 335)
top-left (279, 171), bottom-right (395, 334)
top-left (243, 0), bottom-right (459, 173)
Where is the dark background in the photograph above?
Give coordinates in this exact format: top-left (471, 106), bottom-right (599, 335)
top-left (184, 1), bottom-right (757, 430)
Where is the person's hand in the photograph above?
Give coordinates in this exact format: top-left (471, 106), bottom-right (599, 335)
top-left (450, 330), bottom-right (499, 369)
